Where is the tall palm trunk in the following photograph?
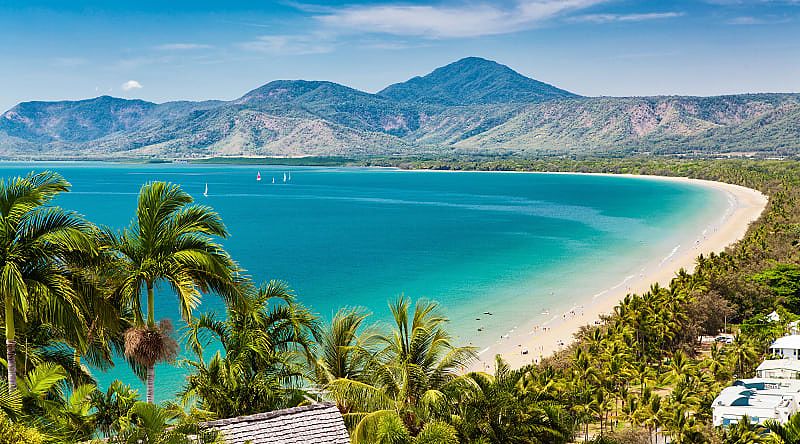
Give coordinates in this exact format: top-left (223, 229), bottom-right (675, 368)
top-left (146, 281), bottom-right (155, 403)
top-left (5, 294), bottom-right (16, 392)
top-left (147, 282), bottom-right (155, 326)
top-left (147, 364), bottom-right (155, 403)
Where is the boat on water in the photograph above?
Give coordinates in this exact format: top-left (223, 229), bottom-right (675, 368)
top-left (288, 171), bottom-right (291, 181)
top-left (272, 177), bottom-right (275, 184)
top-left (283, 172), bottom-right (287, 183)
top-left (257, 172), bottom-right (261, 181)
top-left (203, 183), bottom-right (208, 197)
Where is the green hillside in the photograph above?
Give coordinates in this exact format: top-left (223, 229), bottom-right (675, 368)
top-left (0, 57), bottom-right (798, 159)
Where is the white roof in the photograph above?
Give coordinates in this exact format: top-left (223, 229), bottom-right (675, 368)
top-left (769, 311), bottom-right (782, 322)
top-left (757, 359), bottom-right (800, 372)
top-left (771, 335), bottom-right (800, 350)
top-left (714, 379), bottom-right (800, 409)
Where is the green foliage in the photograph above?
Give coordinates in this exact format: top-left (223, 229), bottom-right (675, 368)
top-left (91, 380), bottom-right (140, 437)
top-left (412, 421), bottom-right (459, 444)
top-left (753, 263), bottom-right (800, 311)
top-left (109, 401), bottom-right (221, 444)
top-left (108, 180), bottom-right (240, 402)
top-left (0, 411), bottom-right (44, 444)
top-left (721, 416), bottom-right (766, 444)
top-left (182, 281), bottom-right (316, 417)
top-left (766, 412), bottom-right (800, 443)
top-left (327, 296), bottom-right (476, 437)
top-left (3, 158), bottom-right (800, 444)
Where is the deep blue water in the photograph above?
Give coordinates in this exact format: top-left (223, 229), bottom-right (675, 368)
top-left (0, 163), bottom-right (727, 400)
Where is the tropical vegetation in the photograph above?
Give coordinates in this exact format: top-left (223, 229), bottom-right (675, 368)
top-left (2, 157), bottom-right (800, 443)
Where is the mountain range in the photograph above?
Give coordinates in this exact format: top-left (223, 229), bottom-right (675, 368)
top-left (1, 57), bottom-right (798, 159)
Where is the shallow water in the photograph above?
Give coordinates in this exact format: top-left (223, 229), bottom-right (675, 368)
top-left (0, 163), bottom-right (727, 400)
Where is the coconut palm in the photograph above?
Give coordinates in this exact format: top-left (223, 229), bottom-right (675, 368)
top-left (328, 296), bottom-right (476, 440)
top-left (106, 181), bottom-right (239, 403)
top-left (113, 401), bottom-right (222, 444)
top-left (0, 171), bottom-right (97, 392)
top-left (182, 281), bottom-right (317, 417)
top-left (727, 336), bottom-right (759, 379)
top-left (448, 356), bottom-right (572, 444)
top-left (766, 412), bottom-right (800, 443)
top-left (723, 416), bottom-right (766, 444)
top-left (310, 307), bottom-right (378, 388)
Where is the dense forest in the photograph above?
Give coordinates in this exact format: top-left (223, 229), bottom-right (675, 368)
top-left (1, 158), bottom-right (800, 443)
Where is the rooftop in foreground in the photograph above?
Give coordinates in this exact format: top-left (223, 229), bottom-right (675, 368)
top-left (199, 402), bottom-right (350, 444)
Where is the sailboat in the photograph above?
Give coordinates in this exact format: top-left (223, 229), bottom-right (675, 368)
top-left (283, 172), bottom-right (287, 183)
top-left (203, 183), bottom-right (208, 197)
top-left (288, 171), bottom-right (292, 181)
top-left (272, 177), bottom-right (275, 184)
top-left (256, 171), bottom-right (261, 181)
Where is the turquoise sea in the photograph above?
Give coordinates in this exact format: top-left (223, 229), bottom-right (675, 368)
top-left (0, 163), bottom-right (729, 400)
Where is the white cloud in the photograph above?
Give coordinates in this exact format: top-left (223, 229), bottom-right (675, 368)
top-left (571, 12), bottom-right (685, 23)
top-left (121, 80), bottom-right (143, 91)
top-left (314, 0), bottom-right (609, 38)
top-left (155, 43), bottom-right (213, 50)
top-left (725, 15), bottom-right (792, 24)
top-left (238, 34), bottom-right (335, 54)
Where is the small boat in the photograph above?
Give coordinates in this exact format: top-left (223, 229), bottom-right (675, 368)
top-left (283, 172), bottom-right (287, 183)
top-left (256, 172), bottom-right (261, 181)
top-left (288, 171), bottom-right (292, 181)
top-left (272, 177), bottom-right (275, 184)
top-left (203, 183), bottom-right (208, 197)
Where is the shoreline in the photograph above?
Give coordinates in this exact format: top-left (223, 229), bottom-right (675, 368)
top-left (465, 173), bottom-right (768, 371)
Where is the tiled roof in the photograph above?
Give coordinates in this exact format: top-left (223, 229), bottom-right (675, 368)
top-left (199, 402), bottom-right (351, 444)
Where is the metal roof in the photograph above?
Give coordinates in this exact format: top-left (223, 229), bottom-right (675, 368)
top-left (770, 335), bottom-right (800, 350)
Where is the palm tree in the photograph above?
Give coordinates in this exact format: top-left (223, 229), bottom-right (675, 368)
top-left (766, 412), bottom-right (800, 443)
top-left (448, 356), bottom-right (572, 444)
top-left (90, 380), bottom-right (140, 438)
top-left (182, 281), bottom-right (317, 417)
top-left (0, 171), bottom-right (97, 392)
top-left (328, 295), bottom-right (476, 439)
top-left (310, 307), bottom-right (377, 389)
top-left (106, 181), bottom-right (239, 403)
top-left (727, 335), bottom-right (759, 378)
top-left (723, 416), bottom-right (766, 444)
top-left (114, 401), bottom-right (222, 444)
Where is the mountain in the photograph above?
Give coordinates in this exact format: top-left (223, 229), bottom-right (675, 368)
top-left (379, 57), bottom-right (577, 106)
top-left (453, 94), bottom-right (800, 155)
top-left (1, 57), bottom-right (799, 159)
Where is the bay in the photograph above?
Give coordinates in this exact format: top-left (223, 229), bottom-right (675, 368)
top-left (0, 163), bottom-right (727, 400)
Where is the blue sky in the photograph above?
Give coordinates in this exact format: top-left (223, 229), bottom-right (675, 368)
top-left (1, 0), bottom-right (799, 111)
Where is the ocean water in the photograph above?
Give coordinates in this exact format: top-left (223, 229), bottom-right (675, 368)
top-left (0, 163), bottom-right (728, 400)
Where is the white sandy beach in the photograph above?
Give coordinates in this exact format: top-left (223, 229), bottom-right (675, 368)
top-left (468, 174), bottom-right (768, 372)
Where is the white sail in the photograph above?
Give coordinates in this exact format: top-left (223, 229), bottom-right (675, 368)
top-left (283, 173), bottom-right (287, 182)
top-left (203, 183), bottom-right (208, 197)
top-left (288, 171), bottom-right (291, 181)
top-left (257, 171), bottom-right (261, 181)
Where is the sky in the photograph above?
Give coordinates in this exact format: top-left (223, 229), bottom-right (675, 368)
top-left (1, 0), bottom-right (799, 111)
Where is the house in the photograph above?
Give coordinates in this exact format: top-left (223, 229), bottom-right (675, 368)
top-left (757, 359), bottom-right (800, 380)
top-left (712, 379), bottom-right (800, 427)
top-left (198, 402), bottom-right (351, 444)
top-left (770, 335), bottom-right (800, 359)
